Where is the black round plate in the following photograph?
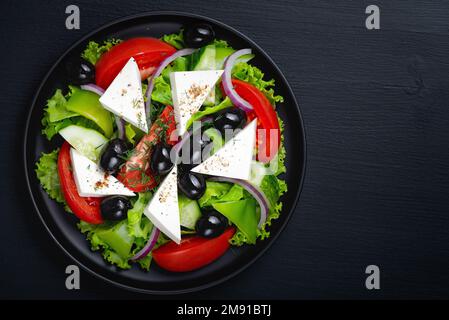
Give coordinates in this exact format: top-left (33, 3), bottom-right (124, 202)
top-left (24, 11), bottom-right (306, 294)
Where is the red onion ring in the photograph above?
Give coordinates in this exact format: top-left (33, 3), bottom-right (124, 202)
top-left (131, 227), bottom-right (161, 261)
top-left (114, 116), bottom-right (125, 140)
top-left (144, 48), bottom-right (196, 119)
top-left (172, 127), bottom-right (192, 156)
top-left (208, 176), bottom-right (268, 228)
top-left (222, 49), bottom-right (253, 112)
top-left (80, 83), bottom-right (105, 96)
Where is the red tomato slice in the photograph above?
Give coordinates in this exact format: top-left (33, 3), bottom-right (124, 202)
top-left (224, 79), bottom-right (281, 162)
top-left (57, 142), bottom-right (103, 224)
top-left (152, 228), bottom-right (235, 272)
top-left (117, 106), bottom-right (177, 192)
top-left (95, 38), bottom-right (176, 89)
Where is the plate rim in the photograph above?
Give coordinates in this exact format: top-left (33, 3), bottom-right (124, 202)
top-left (23, 10), bottom-right (307, 295)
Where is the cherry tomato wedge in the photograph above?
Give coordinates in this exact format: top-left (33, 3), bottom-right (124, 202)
top-left (117, 106), bottom-right (177, 192)
top-left (95, 38), bottom-right (176, 89)
top-left (223, 79), bottom-right (281, 162)
top-left (57, 142), bottom-right (103, 224)
top-left (152, 228), bottom-right (235, 272)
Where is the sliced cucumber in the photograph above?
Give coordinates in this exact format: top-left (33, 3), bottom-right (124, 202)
top-left (214, 47), bottom-right (234, 68)
top-left (191, 45), bottom-right (216, 71)
top-left (178, 194), bottom-right (202, 229)
top-left (214, 47), bottom-right (255, 69)
top-left (191, 45), bottom-right (255, 70)
top-left (204, 127), bottom-right (224, 154)
top-left (59, 125), bottom-right (108, 161)
top-left (190, 45), bottom-right (255, 106)
top-left (191, 46), bottom-right (217, 106)
top-left (249, 161), bottom-right (268, 187)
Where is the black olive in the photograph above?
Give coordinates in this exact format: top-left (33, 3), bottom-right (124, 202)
top-left (178, 171), bottom-right (206, 200)
top-left (213, 107), bottom-right (247, 137)
top-left (66, 58), bottom-right (95, 85)
top-left (100, 196), bottom-right (132, 221)
top-left (100, 138), bottom-right (132, 174)
top-left (183, 23), bottom-right (215, 48)
top-left (196, 210), bottom-right (228, 238)
top-left (179, 133), bottom-right (213, 170)
top-left (150, 143), bottom-right (174, 175)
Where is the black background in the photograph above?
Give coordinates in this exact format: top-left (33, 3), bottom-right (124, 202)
top-left (1, 0), bottom-right (449, 299)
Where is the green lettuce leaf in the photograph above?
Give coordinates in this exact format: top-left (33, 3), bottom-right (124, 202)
top-left (41, 88), bottom-right (102, 140)
top-left (272, 117), bottom-right (287, 176)
top-left (127, 192), bottom-right (152, 239)
top-left (78, 192), bottom-right (164, 271)
top-left (151, 76), bottom-right (173, 105)
top-left (81, 39), bottom-right (122, 65)
top-left (151, 56), bottom-right (189, 106)
top-left (274, 141), bottom-right (287, 177)
top-left (35, 149), bottom-right (71, 212)
top-left (161, 30), bottom-right (184, 49)
top-left (213, 39), bottom-right (231, 48)
top-left (200, 181), bottom-right (260, 244)
top-left (45, 89), bottom-right (78, 122)
top-left (162, 56), bottom-right (189, 80)
top-left (218, 184), bottom-right (245, 202)
top-left (78, 220), bottom-right (134, 269)
top-left (213, 198), bottom-right (258, 244)
top-left (232, 62), bottom-right (284, 106)
top-left (161, 31), bottom-right (229, 50)
top-left (41, 88), bottom-right (75, 139)
top-left (198, 181), bottom-right (232, 207)
top-left (199, 181), bottom-right (250, 208)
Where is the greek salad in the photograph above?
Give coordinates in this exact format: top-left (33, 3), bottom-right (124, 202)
top-left (35, 23), bottom-right (287, 272)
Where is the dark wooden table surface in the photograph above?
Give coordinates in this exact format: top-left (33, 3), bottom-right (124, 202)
top-left (1, 0), bottom-right (449, 299)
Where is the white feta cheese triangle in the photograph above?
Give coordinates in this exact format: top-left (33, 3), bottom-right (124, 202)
top-left (99, 57), bottom-right (148, 132)
top-left (143, 166), bottom-right (181, 244)
top-left (170, 70), bottom-right (223, 136)
top-left (191, 119), bottom-right (257, 181)
top-left (70, 148), bottom-right (135, 197)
